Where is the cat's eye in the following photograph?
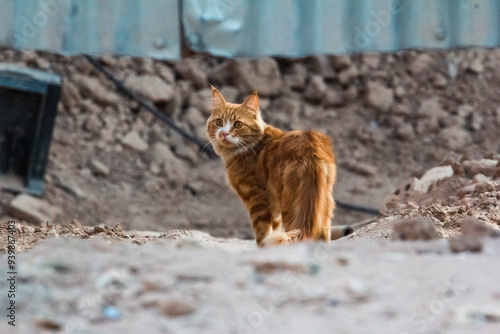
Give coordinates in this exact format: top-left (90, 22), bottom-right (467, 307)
top-left (215, 119), bottom-right (223, 127)
top-left (234, 121), bottom-right (243, 129)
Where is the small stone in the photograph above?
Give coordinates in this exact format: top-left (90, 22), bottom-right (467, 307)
top-left (7, 195), bottom-right (62, 225)
top-left (484, 152), bottom-right (499, 160)
top-left (304, 75), bottom-right (327, 102)
top-left (184, 107), bottom-right (205, 128)
top-left (451, 162), bottom-right (465, 177)
top-left (174, 58), bottom-right (208, 89)
top-left (438, 126), bottom-right (473, 151)
top-left (433, 74), bottom-right (448, 88)
top-left (21, 50), bottom-right (37, 63)
top-left (362, 53), bottom-right (380, 69)
top-left (233, 58), bottom-right (283, 97)
top-left (457, 104), bottom-right (474, 118)
top-left (73, 56), bottom-right (94, 74)
top-left (310, 55), bottom-right (336, 79)
top-left (342, 161), bottom-right (377, 176)
top-left (391, 104), bottom-right (410, 116)
top-left (322, 89), bottom-right (344, 107)
top-left (456, 184), bottom-right (476, 199)
top-left (330, 55), bottom-right (351, 70)
top-left (459, 218), bottom-right (500, 238)
top-left (365, 81), bottom-right (394, 112)
top-left (461, 145), bottom-right (483, 162)
top-left (449, 235), bottom-right (482, 253)
top-left (440, 152), bottom-right (461, 165)
top-left (148, 142), bottom-right (175, 165)
top-left (270, 97), bottom-right (302, 118)
top-left (173, 140), bottom-right (198, 164)
top-left (98, 55), bottom-right (118, 67)
top-left (88, 159), bottom-right (110, 177)
top-left (417, 97), bottom-right (445, 119)
top-left (80, 99), bottom-right (100, 114)
top-left (448, 219), bottom-right (495, 254)
top-left (474, 182), bottom-right (495, 194)
top-left (396, 123), bottom-right (415, 141)
top-left (394, 86), bottom-right (405, 98)
top-left (410, 54), bottom-right (433, 75)
top-left (343, 87), bottom-right (358, 103)
top-left (150, 163), bottom-right (160, 174)
top-left (156, 64), bottom-right (176, 84)
top-left (337, 66), bottom-right (358, 85)
top-left (125, 75), bottom-right (174, 103)
top-left (73, 75), bottom-right (120, 107)
top-left (161, 298), bottom-right (196, 318)
top-left (469, 112), bottom-right (483, 132)
top-left (190, 88), bottom-right (212, 116)
top-left (82, 114), bottom-right (100, 134)
top-left (468, 58), bottom-right (484, 74)
top-left (283, 63), bottom-right (308, 90)
top-left (413, 166), bottom-right (454, 193)
top-left (60, 80), bottom-right (81, 109)
top-left (462, 159), bottom-right (498, 177)
top-left (121, 131), bottom-right (149, 152)
top-left (136, 57), bottom-right (155, 75)
top-left (392, 218), bottom-right (438, 241)
top-left (35, 319), bottom-right (62, 331)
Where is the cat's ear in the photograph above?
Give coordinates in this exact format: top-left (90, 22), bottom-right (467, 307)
top-left (211, 85), bottom-right (226, 111)
top-left (242, 91), bottom-right (259, 114)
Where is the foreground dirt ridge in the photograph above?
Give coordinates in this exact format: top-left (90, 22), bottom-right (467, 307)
top-left (1, 235), bottom-right (500, 334)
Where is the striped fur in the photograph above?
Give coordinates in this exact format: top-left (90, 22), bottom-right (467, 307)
top-left (207, 87), bottom-right (336, 247)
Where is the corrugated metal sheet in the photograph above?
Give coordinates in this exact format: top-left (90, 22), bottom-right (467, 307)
top-left (0, 0), bottom-right (180, 59)
top-left (1, 0), bottom-right (500, 59)
top-left (184, 0), bottom-right (500, 57)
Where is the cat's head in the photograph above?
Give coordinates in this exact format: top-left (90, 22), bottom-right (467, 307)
top-left (206, 86), bottom-right (265, 158)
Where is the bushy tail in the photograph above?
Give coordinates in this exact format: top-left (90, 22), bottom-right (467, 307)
top-left (291, 160), bottom-right (324, 239)
top-left (277, 156), bottom-right (333, 244)
top-left (261, 229), bottom-right (301, 247)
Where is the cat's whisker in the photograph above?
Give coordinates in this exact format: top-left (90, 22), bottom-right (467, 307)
top-left (199, 139), bottom-right (217, 157)
top-left (235, 141), bottom-right (251, 159)
top-left (238, 138), bottom-right (258, 158)
top-left (234, 140), bottom-right (250, 157)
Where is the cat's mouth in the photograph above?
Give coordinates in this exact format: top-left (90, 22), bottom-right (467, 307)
top-left (218, 137), bottom-right (235, 147)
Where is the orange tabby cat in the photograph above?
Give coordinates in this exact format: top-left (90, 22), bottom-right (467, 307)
top-left (207, 86), bottom-right (336, 247)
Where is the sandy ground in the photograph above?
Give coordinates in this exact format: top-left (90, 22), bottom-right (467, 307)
top-left (1, 233), bottom-right (500, 334)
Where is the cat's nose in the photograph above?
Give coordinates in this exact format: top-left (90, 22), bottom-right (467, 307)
top-left (219, 131), bottom-right (229, 139)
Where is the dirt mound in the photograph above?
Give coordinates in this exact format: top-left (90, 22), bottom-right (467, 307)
top-left (350, 151), bottom-right (500, 240)
top-left (0, 219), bottom-right (255, 253)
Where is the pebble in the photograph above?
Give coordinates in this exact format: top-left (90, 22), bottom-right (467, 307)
top-left (121, 131), bottom-right (149, 152)
top-left (365, 81), bottom-right (394, 112)
top-left (88, 159), bottom-right (110, 177)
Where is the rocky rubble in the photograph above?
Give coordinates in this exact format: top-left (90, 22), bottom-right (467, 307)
top-left (351, 150), bottom-right (500, 240)
top-left (0, 47), bottom-right (500, 238)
